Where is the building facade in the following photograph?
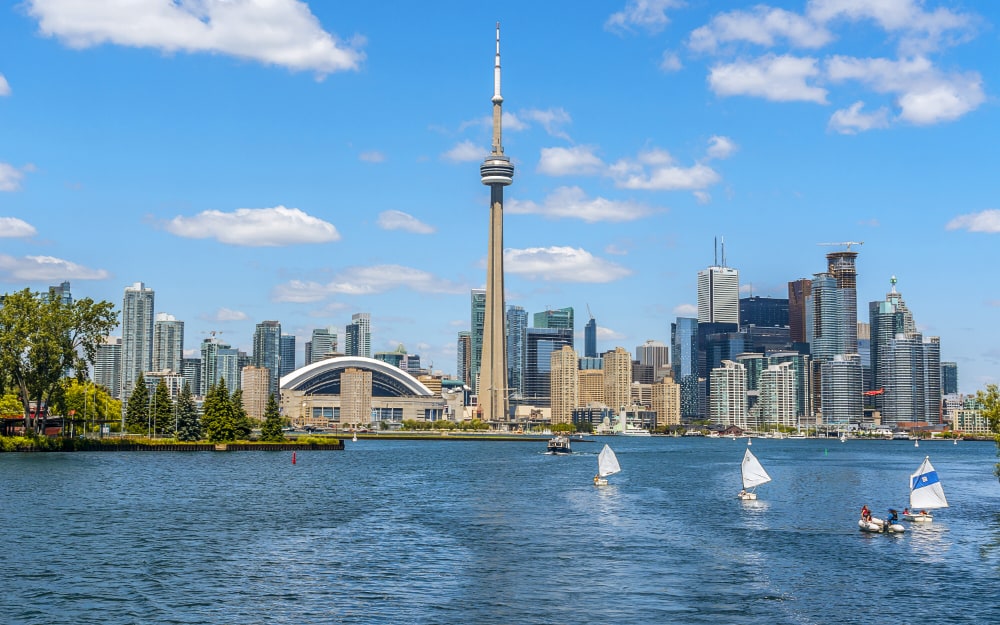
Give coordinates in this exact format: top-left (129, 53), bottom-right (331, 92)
top-left (253, 320), bottom-right (282, 400)
top-left (550, 346), bottom-right (578, 425)
top-left (698, 265), bottom-right (740, 325)
top-left (120, 282), bottom-right (155, 414)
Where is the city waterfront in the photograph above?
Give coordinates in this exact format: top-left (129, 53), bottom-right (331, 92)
top-left (3, 437), bottom-right (999, 624)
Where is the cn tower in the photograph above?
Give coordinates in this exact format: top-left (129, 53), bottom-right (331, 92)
top-left (479, 23), bottom-right (514, 425)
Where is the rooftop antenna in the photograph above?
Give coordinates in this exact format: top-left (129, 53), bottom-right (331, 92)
top-left (721, 236), bottom-right (727, 268)
top-left (714, 236), bottom-right (718, 266)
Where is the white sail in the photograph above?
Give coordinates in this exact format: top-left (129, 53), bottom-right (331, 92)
top-left (598, 444), bottom-right (621, 478)
top-left (910, 456), bottom-right (948, 510)
top-left (741, 448), bottom-right (772, 490)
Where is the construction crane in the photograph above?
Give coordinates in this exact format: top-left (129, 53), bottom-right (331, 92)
top-left (586, 303), bottom-right (594, 321)
top-left (818, 241), bottom-right (864, 251)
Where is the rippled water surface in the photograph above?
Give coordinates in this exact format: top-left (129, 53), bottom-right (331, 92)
top-left (3, 437), bottom-right (1000, 624)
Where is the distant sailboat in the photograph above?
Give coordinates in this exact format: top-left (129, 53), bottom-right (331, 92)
top-left (904, 456), bottom-right (948, 522)
top-left (594, 444), bottom-right (621, 486)
top-left (738, 447), bottom-right (771, 500)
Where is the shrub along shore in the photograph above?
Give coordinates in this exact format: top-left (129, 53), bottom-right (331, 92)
top-left (0, 436), bottom-right (343, 452)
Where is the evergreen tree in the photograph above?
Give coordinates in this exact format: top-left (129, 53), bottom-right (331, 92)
top-left (260, 393), bottom-right (285, 442)
top-left (124, 373), bottom-right (149, 435)
top-left (230, 388), bottom-right (253, 440)
top-left (151, 378), bottom-right (174, 438)
top-left (203, 378), bottom-right (237, 443)
top-left (174, 382), bottom-right (201, 442)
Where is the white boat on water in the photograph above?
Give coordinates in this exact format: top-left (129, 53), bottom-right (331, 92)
top-left (904, 456), bottom-right (948, 522)
top-left (593, 444), bottom-right (621, 486)
top-left (738, 446), bottom-right (771, 500)
top-left (859, 513), bottom-right (905, 534)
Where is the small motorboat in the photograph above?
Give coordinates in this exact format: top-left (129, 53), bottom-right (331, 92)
top-left (546, 435), bottom-right (571, 454)
top-left (859, 509), bottom-right (905, 534)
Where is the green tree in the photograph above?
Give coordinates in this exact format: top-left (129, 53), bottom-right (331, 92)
top-left (260, 394), bottom-right (285, 442)
top-left (202, 378), bottom-right (237, 443)
top-left (230, 388), bottom-right (253, 440)
top-left (124, 373), bottom-right (149, 435)
top-left (0, 288), bottom-right (117, 435)
top-left (151, 378), bottom-right (174, 438)
top-left (0, 393), bottom-right (23, 417)
top-left (174, 382), bottom-right (201, 441)
top-left (977, 384), bottom-right (1000, 479)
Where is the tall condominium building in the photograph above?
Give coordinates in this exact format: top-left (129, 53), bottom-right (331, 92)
top-left (523, 327), bottom-right (573, 407)
top-left (710, 360), bottom-right (746, 428)
top-left (506, 305), bottom-right (528, 403)
top-left (820, 355), bottom-right (862, 426)
top-left (635, 340), bottom-right (670, 380)
top-left (345, 313), bottom-right (371, 358)
top-left (49, 280), bottom-right (72, 305)
top-left (739, 296), bottom-right (789, 328)
top-left (534, 307), bottom-right (574, 331)
top-left (252, 320), bottom-right (281, 399)
top-left (698, 265), bottom-right (739, 325)
top-left (809, 251), bottom-right (859, 360)
top-left (584, 316), bottom-right (597, 358)
top-left (308, 327), bottom-right (337, 364)
top-left (941, 361), bottom-right (958, 395)
top-left (152, 313), bottom-right (184, 374)
top-left (787, 278), bottom-right (811, 345)
top-left (181, 357), bottom-right (202, 396)
top-left (201, 338), bottom-right (240, 392)
top-left (241, 366), bottom-right (270, 421)
top-left (93, 336), bottom-right (122, 398)
top-left (651, 377), bottom-right (681, 427)
top-left (120, 282), bottom-right (155, 414)
top-left (279, 334), bottom-right (296, 378)
top-left (550, 345), bottom-right (578, 425)
top-left (671, 317), bottom-right (700, 421)
top-left (470, 289), bottom-right (485, 394)
top-left (602, 347), bottom-right (632, 413)
top-left (340, 367), bottom-right (372, 427)
top-left (578, 369), bottom-right (605, 406)
top-left (768, 351), bottom-right (813, 421)
top-left (759, 362), bottom-right (796, 430)
top-left (457, 331), bottom-right (472, 388)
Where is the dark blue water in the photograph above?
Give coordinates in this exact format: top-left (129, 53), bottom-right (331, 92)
top-left (3, 437), bottom-right (999, 624)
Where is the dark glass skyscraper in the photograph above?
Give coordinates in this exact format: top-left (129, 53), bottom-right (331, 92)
top-left (523, 327), bottom-right (573, 408)
top-left (506, 305), bottom-right (527, 403)
top-left (584, 317), bottom-right (597, 358)
top-left (671, 317), bottom-right (699, 421)
top-left (252, 320), bottom-right (281, 399)
top-left (739, 296), bottom-right (789, 328)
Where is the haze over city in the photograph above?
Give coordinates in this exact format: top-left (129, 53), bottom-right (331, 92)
top-left (1, 0), bottom-right (997, 394)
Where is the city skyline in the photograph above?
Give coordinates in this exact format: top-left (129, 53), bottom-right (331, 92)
top-left (1, 1), bottom-right (998, 394)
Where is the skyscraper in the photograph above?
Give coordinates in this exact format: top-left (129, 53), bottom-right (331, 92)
top-left (506, 305), bottom-right (527, 403)
top-left (550, 345), bottom-right (578, 425)
top-left (345, 312), bottom-right (371, 358)
top-left (94, 336), bottom-right (122, 398)
top-left (698, 265), bottom-right (739, 325)
top-left (523, 327), bottom-right (572, 407)
top-left (635, 339), bottom-right (670, 380)
top-left (787, 278), bottom-right (811, 346)
top-left (603, 347), bottom-right (632, 413)
top-left (478, 23), bottom-right (515, 424)
top-left (941, 361), bottom-right (958, 395)
top-left (457, 331), bottom-right (472, 388)
top-left (470, 289), bottom-right (485, 394)
top-left (710, 360), bottom-right (746, 428)
top-left (120, 282), bottom-right (154, 415)
top-left (534, 307), bottom-right (574, 331)
top-left (584, 316), bottom-right (597, 358)
top-left (252, 320), bottom-right (281, 399)
top-left (739, 296), bottom-right (788, 328)
top-left (671, 317), bottom-right (700, 421)
top-left (48, 280), bottom-right (72, 305)
top-left (309, 327), bottom-right (337, 364)
top-left (152, 313), bottom-right (184, 374)
top-left (280, 334), bottom-right (296, 378)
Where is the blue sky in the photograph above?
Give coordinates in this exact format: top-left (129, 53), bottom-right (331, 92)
top-left (1, 0), bottom-right (997, 394)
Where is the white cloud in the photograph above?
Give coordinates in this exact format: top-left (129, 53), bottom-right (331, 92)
top-left (376, 210), bottom-right (435, 234)
top-left (706, 135), bottom-right (738, 159)
top-left (537, 145), bottom-right (606, 177)
top-left (807, 0), bottom-right (975, 54)
top-left (442, 140), bottom-right (483, 163)
top-left (945, 209), bottom-right (1000, 233)
top-left (507, 186), bottom-right (659, 223)
top-left (660, 50), bottom-right (682, 72)
top-left (272, 265), bottom-right (466, 302)
top-left (519, 108), bottom-right (572, 140)
top-left (828, 101), bottom-right (890, 134)
top-left (0, 163), bottom-right (28, 191)
top-left (0, 254), bottom-right (109, 281)
top-left (693, 191), bottom-right (711, 205)
top-left (0, 217), bottom-right (37, 238)
top-left (606, 0), bottom-right (684, 34)
top-left (206, 307), bottom-right (248, 322)
top-left (25, 0), bottom-right (363, 76)
top-left (689, 6), bottom-right (832, 53)
top-left (596, 326), bottom-right (626, 341)
top-left (359, 150), bottom-right (385, 163)
top-left (827, 55), bottom-right (984, 125)
top-left (709, 54), bottom-right (828, 103)
top-left (163, 205), bottom-right (340, 246)
top-left (673, 303), bottom-right (698, 316)
top-left (611, 149), bottom-right (721, 191)
top-left (505, 247), bottom-right (632, 283)
top-left (0, 74), bottom-right (9, 96)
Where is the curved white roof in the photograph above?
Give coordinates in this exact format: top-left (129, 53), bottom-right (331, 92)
top-left (280, 356), bottom-right (433, 397)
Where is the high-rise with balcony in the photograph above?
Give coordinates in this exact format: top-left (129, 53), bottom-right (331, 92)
top-left (636, 340), bottom-right (670, 381)
top-left (710, 360), bottom-right (746, 428)
top-left (603, 347), bottom-right (632, 413)
top-left (308, 327), bottom-right (337, 364)
top-left (470, 289), bottom-right (486, 394)
top-left (253, 320), bottom-right (281, 399)
top-left (345, 313), bottom-right (371, 358)
top-left (759, 362), bottom-right (796, 430)
top-left (550, 345), bottom-right (578, 425)
top-left (94, 336), bottom-right (122, 398)
top-left (120, 282), bottom-right (155, 415)
top-left (152, 313), bottom-right (184, 374)
top-left (457, 331), bottom-right (472, 388)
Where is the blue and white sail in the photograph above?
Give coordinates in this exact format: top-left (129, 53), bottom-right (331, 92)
top-left (910, 456), bottom-right (948, 511)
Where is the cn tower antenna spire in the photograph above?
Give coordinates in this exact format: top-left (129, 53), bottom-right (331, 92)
top-left (491, 22), bottom-right (504, 155)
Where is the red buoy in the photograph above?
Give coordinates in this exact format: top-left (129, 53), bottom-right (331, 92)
top-left (292, 451), bottom-right (297, 465)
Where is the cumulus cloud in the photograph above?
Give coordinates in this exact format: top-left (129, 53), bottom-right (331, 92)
top-left (442, 140), bottom-right (483, 163)
top-left (709, 54), bottom-right (828, 103)
top-left (689, 6), bottom-right (832, 53)
top-left (0, 254), bottom-right (109, 281)
top-left (537, 146), bottom-right (606, 177)
top-left (827, 55), bottom-right (984, 125)
top-left (0, 74), bottom-right (9, 96)
top-left (162, 205), bottom-right (340, 246)
top-left (376, 210), bottom-right (435, 234)
top-left (508, 186), bottom-right (659, 223)
top-left (660, 50), bottom-right (682, 72)
top-left (828, 100), bottom-right (890, 134)
top-left (205, 307), bottom-right (248, 322)
top-left (504, 247), bottom-right (632, 283)
top-left (272, 265), bottom-right (466, 302)
top-left (673, 303), bottom-right (698, 316)
top-left (611, 149), bottom-right (721, 191)
top-left (706, 135), bottom-right (738, 159)
top-left (520, 108), bottom-right (572, 140)
top-left (25, 0), bottom-right (363, 76)
top-left (0, 217), bottom-right (37, 238)
top-left (0, 163), bottom-right (29, 191)
top-left (597, 326), bottom-right (627, 341)
top-left (945, 209), bottom-right (1000, 233)
top-left (359, 150), bottom-right (385, 163)
top-left (606, 0), bottom-right (684, 34)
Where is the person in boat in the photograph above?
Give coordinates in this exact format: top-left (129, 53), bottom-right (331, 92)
top-left (738, 489), bottom-right (747, 498)
top-left (887, 509), bottom-right (899, 527)
top-left (594, 474), bottom-right (600, 485)
top-left (903, 507), bottom-right (909, 516)
top-left (860, 505), bottom-right (871, 522)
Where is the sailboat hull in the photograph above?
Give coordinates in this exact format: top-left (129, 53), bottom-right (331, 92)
top-left (902, 511), bottom-right (933, 522)
top-left (738, 491), bottom-right (757, 500)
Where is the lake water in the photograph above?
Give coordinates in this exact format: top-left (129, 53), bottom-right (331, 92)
top-left (3, 437), bottom-right (1000, 624)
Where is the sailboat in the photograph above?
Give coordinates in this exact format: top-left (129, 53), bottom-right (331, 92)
top-left (593, 444), bottom-right (621, 486)
top-left (904, 456), bottom-right (948, 522)
top-left (738, 447), bottom-right (772, 500)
